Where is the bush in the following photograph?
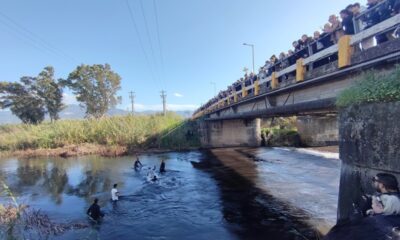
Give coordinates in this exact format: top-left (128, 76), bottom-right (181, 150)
top-left (261, 127), bottom-right (300, 147)
top-left (0, 113), bottom-right (198, 151)
top-left (336, 67), bottom-right (400, 108)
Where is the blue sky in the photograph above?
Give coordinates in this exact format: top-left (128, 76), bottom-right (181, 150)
top-left (0, 0), bottom-right (355, 112)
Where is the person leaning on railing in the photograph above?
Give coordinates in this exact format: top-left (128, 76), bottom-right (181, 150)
top-left (341, 9), bottom-right (356, 35)
top-left (328, 14), bottom-right (344, 43)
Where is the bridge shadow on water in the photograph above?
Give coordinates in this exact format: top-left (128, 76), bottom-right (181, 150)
top-left (192, 150), bottom-right (321, 240)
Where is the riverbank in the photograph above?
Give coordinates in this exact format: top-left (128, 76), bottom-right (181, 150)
top-left (0, 113), bottom-right (201, 158)
top-left (0, 143), bottom-right (202, 159)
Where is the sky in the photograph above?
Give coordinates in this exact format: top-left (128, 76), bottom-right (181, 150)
top-left (0, 0), bottom-right (356, 112)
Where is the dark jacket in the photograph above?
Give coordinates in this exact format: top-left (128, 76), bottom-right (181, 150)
top-left (342, 15), bottom-right (355, 35)
top-left (160, 162), bottom-right (166, 173)
top-left (87, 203), bottom-right (103, 220)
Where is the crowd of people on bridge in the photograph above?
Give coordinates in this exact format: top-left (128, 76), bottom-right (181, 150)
top-left (194, 0), bottom-right (400, 116)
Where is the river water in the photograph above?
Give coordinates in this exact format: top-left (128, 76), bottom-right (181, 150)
top-left (0, 147), bottom-right (340, 240)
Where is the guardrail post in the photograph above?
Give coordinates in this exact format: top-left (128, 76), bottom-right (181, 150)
top-left (254, 80), bottom-right (260, 96)
top-left (296, 58), bottom-right (305, 82)
top-left (271, 72), bottom-right (278, 89)
top-left (338, 35), bottom-right (353, 68)
top-left (242, 82), bottom-right (247, 98)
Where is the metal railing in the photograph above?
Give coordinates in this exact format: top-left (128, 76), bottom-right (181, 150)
top-left (194, 0), bottom-right (400, 117)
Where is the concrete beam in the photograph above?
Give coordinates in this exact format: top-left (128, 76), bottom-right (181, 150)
top-left (199, 118), bottom-right (261, 148)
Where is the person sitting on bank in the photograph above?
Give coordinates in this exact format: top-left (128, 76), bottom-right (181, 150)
top-left (134, 157), bottom-right (143, 170)
top-left (371, 173), bottom-right (400, 215)
top-left (111, 184), bottom-right (119, 201)
top-left (159, 160), bottom-right (166, 173)
top-left (87, 198), bottom-right (104, 221)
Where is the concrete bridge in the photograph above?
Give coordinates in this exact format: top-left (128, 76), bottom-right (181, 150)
top-left (196, 14), bottom-right (400, 148)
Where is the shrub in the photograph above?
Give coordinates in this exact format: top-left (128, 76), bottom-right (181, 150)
top-left (336, 67), bottom-right (400, 108)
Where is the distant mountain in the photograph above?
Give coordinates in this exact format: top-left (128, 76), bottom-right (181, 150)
top-left (0, 105), bottom-right (193, 125)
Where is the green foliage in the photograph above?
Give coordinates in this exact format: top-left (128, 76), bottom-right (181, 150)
top-left (261, 127), bottom-right (300, 147)
top-left (0, 81), bottom-right (45, 124)
top-left (336, 67), bottom-right (400, 108)
top-left (0, 113), bottom-right (193, 151)
top-left (36, 66), bottom-right (64, 121)
top-left (64, 64), bottom-right (121, 118)
top-left (158, 120), bottom-right (201, 150)
top-left (0, 66), bottom-right (64, 124)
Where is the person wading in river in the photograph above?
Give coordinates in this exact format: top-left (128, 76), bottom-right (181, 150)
top-left (111, 184), bottom-right (119, 201)
top-left (159, 160), bottom-right (166, 173)
top-left (87, 198), bottom-right (104, 221)
top-left (134, 157), bottom-right (143, 171)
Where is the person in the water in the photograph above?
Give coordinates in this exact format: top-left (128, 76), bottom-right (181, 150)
top-left (159, 160), bottom-right (166, 173)
top-left (134, 157), bottom-right (143, 170)
top-left (87, 198), bottom-right (104, 221)
top-left (111, 184), bottom-right (119, 201)
top-left (147, 168), bottom-right (158, 182)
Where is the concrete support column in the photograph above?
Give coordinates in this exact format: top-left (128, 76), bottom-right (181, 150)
top-left (296, 114), bottom-right (338, 147)
top-left (337, 102), bottom-right (400, 222)
top-left (199, 118), bottom-right (261, 148)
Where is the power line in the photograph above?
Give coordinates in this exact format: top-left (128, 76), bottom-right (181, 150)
top-left (125, 0), bottom-right (158, 85)
top-left (0, 11), bottom-right (77, 63)
top-left (152, 0), bottom-right (166, 86)
top-left (139, 0), bottom-right (163, 88)
top-left (160, 90), bottom-right (167, 116)
top-left (129, 91), bottom-right (135, 114)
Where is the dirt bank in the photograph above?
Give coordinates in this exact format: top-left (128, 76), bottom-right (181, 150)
top-left (0, 144), bottom-right (199, 159)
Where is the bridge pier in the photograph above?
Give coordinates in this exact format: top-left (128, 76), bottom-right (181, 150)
top-left (296, 114), bottom-right (338, 147)
top-left (337, 102), bottom-right (400, 222)
top-left (199, 118), bottom-right (261, 148)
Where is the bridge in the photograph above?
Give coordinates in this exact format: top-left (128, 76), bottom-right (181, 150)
top-left (195, 13), bottom-right (400, 148)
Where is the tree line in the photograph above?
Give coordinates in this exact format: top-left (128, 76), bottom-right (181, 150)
top-left (0, 64), bottom-right (121, 124)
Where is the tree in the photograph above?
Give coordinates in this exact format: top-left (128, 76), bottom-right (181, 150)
top-left (35, 66), bottom-right (64, 121)
top-left (0, 81), bottom-right (45, 124)
top-left (64, 64), bottom-right (121, 118)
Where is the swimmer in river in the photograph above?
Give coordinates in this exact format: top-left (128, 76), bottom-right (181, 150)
top-left (147, 168), bottom-right (158, 182)
top-left (134, 157), bottom-right (143, 171)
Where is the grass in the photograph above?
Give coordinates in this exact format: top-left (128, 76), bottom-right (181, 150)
top-left (336, 67), bottom-right (400, 108)
top-left (0, 112), bottom-right (200, 152)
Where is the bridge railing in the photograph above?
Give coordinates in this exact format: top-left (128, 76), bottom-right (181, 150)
top-left (194, 10), bottom-right (400, 118)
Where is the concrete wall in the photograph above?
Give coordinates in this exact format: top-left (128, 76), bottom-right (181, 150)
top-left (337, 102), bottom-right (400, 222)
top-left (199, 118), bottom-right (261, 148)
top-left (296, 115), bottom-right (338, 147)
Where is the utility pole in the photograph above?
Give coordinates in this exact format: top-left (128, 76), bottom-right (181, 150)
top-left (160, 90), bottom-right (167, 116)
top-left (129, 91), bottom-right (135, 114)
top-left (243, 43), bottom-right (255, 73)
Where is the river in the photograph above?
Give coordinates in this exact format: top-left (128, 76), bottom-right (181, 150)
top-left (0, 147), bottom-right (340, 240)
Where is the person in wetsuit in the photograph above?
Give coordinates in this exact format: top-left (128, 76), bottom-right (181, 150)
top-left (134, 157), bottom-right (143, 171)
top-left (87, 198), bottom-right (104, 220)
top-left (159, 160), bottom-right (166, 173)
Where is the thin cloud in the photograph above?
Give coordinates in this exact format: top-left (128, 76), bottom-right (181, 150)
top-left (173, 93), bottom-right (184, 98)
top-left (62, 93), bottom-right (78, 105)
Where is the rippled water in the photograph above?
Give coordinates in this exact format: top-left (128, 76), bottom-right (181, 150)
top-left (0, 148), bottom-right (340, 239)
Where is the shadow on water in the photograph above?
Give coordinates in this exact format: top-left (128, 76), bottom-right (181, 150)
top-left (192, 150), bottom-right (321, 240)
top-left (0, 150), bottom-right (330, 239)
